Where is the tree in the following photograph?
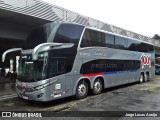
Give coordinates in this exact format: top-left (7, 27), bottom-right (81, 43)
top-left (153, 34), bottom-right (160, 39)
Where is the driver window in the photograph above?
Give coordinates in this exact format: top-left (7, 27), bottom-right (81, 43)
top-left (48, 58), bottom-right (65, 77)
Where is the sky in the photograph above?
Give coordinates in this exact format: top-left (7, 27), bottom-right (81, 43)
top-left (43, 0), bottom-right (160, 37)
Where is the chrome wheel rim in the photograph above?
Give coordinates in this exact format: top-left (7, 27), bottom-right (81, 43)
top-left (145, 74), bottom-right (148, 81)
top-left (78, 84), bottom-right (86, 96)
top-left (94, 81), bottom-right (101, 92)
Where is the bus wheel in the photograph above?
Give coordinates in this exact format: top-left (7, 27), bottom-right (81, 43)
top-left (139, 73), bottom-right (144, 83)
top-left (92, 78), bottom-right (102, 95)
top-left (144, 73), bottom-right (149, 82)
top-left (76, 80), bottom-right (88, 99)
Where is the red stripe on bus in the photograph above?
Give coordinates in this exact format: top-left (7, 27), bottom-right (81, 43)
top-left (83, 72), bottom-right (104, 77)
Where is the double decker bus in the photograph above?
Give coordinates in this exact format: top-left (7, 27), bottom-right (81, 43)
top-left (2, 22), bottom-right (155, 101)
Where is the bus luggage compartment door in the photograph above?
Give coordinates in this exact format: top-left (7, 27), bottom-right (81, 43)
top-left (49, 75), bottom-right (66, 100)
top-left (65, 75), bottom-right (74, 97)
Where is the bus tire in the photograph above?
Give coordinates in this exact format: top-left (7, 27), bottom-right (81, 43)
top-left (139, 73), bottom-right (144, 83)
top-left (92, 78), bottom-right (103, 95)
top-left (75, 80), bottom-right (88, 99)
top-left (144, 72), bottom-right (149, 82)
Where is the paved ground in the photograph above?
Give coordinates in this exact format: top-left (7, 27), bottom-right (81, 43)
top-left (0, 81), bottom-right (17, 100)
top-left (1, 75), bottom-right (160, 120)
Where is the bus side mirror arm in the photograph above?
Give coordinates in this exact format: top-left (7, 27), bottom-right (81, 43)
top-left (2, 48), bottom-right (22, 62)
top-left (32, 43), bottom-right (74, 60)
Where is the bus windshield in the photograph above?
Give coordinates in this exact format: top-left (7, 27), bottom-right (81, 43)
top-left (17, 52), bottom-right (48, 82)
top-left (25, 23), bottom-right (58, 49)
top-left (25, 23), bottom-right (84, 49)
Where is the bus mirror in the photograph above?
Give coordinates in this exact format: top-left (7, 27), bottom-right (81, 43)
top-left (53, 43), bottom-right (74, 49)
top-left (2, 48), bottom-right (22, 62)
top-left (32, 43), bottom-right (62, 60)
top-left (32, 43), bottom-right (74, 60)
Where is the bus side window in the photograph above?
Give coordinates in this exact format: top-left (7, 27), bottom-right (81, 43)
top-left (115, 36), bottom-right (127, 49)
top-left (48, 58), bottom-right (65, 77)
top-left (80, 29), bottom-right (105, 47)
top-left (105, 34), bottom-right (115, 48)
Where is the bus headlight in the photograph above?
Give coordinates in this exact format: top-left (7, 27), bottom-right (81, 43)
top-left (32, 79), bottom-right (58, 91)
top-left (33, 82), bottom-right (50, 90)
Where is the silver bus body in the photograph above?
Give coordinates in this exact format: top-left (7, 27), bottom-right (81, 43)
top-left (2, 22), bottom-right (155, 101)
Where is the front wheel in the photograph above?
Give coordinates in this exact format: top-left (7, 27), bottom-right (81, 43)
top-left (92, 78), bottom-right (103, 95)
top-left (75, 81), bottom-right (88, 99)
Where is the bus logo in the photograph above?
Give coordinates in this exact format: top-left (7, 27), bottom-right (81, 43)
top-left (141, 54), bottom-right (151, 68)
top-left (21, 82), bottom-right (27, 87)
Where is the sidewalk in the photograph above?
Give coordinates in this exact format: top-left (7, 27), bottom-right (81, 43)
top-left (0, 78), bottom-right (17, 100)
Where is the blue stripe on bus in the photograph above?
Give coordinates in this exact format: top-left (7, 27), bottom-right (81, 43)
top-left (83, 70), bottom-right (138, 76)
top-left (104, 70), bottom-right (137, 75)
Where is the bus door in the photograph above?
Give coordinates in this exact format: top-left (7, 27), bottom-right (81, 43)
top-left (48, 57), bottom-right (66, 100)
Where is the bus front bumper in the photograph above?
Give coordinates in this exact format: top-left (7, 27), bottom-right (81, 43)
top-left (16, 86), bottom-right (50, 102)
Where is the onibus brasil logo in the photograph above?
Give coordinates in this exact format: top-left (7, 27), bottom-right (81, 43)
top-left (141, 54), bottom-right (151, 68)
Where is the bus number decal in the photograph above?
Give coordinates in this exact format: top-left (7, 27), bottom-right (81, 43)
top-left (141, 54), bottom-right (151, 68)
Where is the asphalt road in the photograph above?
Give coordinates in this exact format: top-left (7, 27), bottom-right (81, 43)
top-left (1, 75), bottom-right (160, 120)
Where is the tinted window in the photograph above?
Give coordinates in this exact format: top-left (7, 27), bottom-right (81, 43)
top-left (80, 59), bottom-right (140, 74)
top-left (18, 52), bottom-right (48, 82)
top-left (25, 27), bottom-right (46, 49)
top-left (156, 58), bottom-right (160, 64)
top-left (105, 34), bottom-right (115, 48)
top-left (80, 28), bottom-right (154, 53)
top-left (127, 39), bottom-right (154, 52)
top-left (48, 58), bottom-right (65, 77)
top-left (80, 29), bottom-right (105, 47)
top-left (115, 36), bottom-right (127, 49)
top-left (48, 57), bottom-right (74, 77)
top-left (127, 39), bottom-right (140, 51)
top-left (138, 43), bottom-right (154, 52)
top-left (48, 49), bottom-right (76, 77)
top-left (54, 24), bottom-right (84, 45)
top-left (25, 23), bottom-right (57, 49)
